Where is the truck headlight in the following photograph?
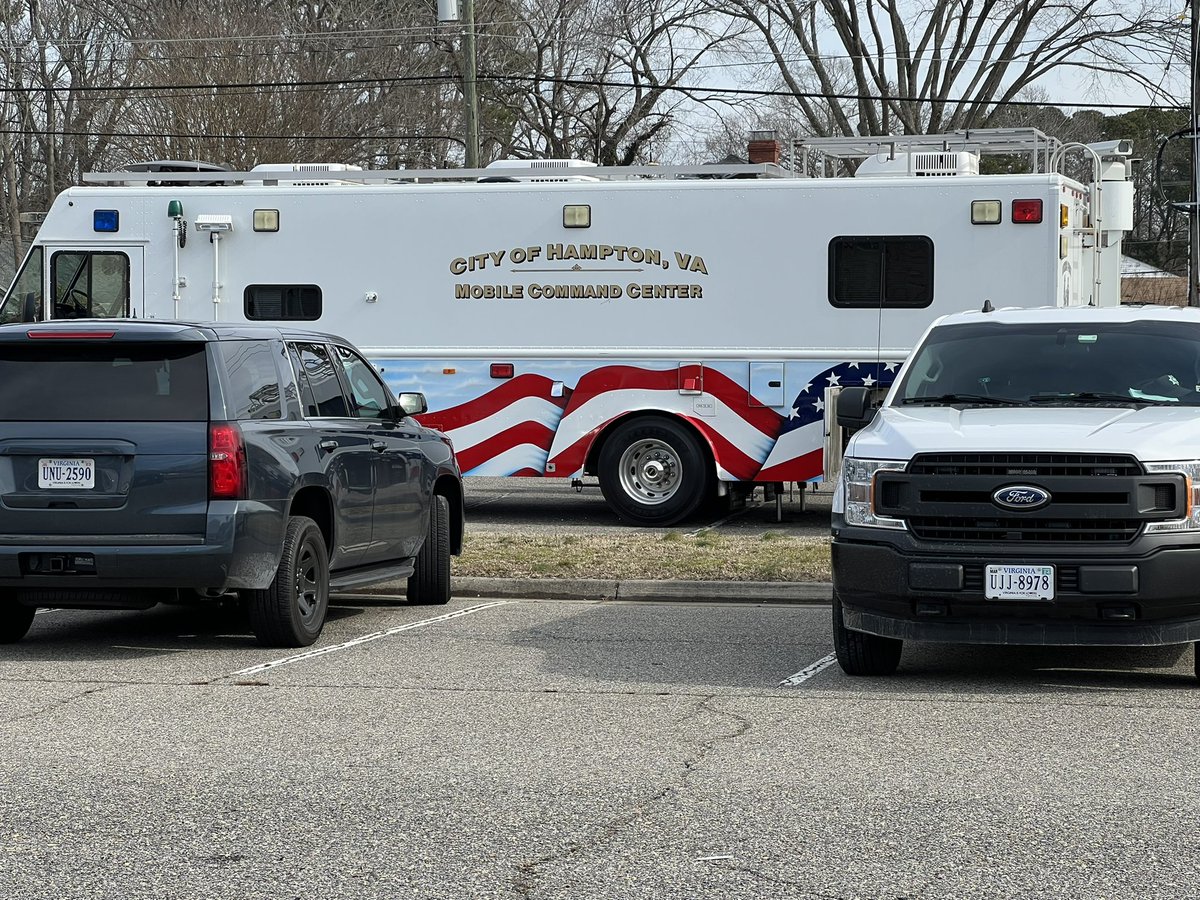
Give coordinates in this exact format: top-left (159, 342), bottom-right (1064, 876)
top-left (1144, 462), bottom-right (1200, 533)
top-left (839, 457), bottom-right (907, 530)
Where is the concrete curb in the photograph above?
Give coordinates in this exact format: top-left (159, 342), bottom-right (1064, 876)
top-left (451, 576), bottom-right (833, 603)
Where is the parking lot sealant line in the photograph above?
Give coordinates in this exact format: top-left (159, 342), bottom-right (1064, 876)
top-left (779, 652), bottom-right (838, 686)
top-left (216, 601), bottom-right (513, 681)
top-left (684, 501), bottom-right (763, 538)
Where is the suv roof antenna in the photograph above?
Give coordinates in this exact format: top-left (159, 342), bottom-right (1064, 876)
top-left (981, 299), bottom-right (994, 313)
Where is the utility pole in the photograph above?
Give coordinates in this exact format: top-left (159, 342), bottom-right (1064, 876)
top-left (437, 0), bottom-right (479, 168)
top-left (462, 0), bottom-right (479, 168)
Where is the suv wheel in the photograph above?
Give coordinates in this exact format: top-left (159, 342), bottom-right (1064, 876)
top-left (0, 599), bottom-right (35, 643)
top-left (407, 495), bottom-right (451, 606)
top-left (245, 516), bottom-right (329, 647)
top-left (832, 593), bottom-right (902, 676)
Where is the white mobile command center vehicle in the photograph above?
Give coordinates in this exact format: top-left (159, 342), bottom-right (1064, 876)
top-left (0, 129), bottom-right (1134, 525)
top-left (833, 305), bottom-right (1200, 681)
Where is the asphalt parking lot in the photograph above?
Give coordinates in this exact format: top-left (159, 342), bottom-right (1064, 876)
top-left (3, 592), bottom-right (1198, 899)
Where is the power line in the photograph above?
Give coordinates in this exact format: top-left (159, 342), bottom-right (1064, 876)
top-left (0, 70), bottom-right (1185, 112)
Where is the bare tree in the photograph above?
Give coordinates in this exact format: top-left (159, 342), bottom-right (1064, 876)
top-left (0, 0), bottom-right (139, 277)
top-left (499, 0), bottom-right (746, 164)
top-left (129, 0), bottom-right (456, 169)
top-left (723, 0), bottom-right (1180, 137)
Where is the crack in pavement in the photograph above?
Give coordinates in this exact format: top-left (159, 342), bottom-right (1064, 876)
top-left (511, 693), bottom-right (752, 897)
top-left (0, 683), bottom-right (115, 727)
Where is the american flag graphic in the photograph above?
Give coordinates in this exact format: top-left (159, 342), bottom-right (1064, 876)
top-left (400, 358), bottom-right (900, 482)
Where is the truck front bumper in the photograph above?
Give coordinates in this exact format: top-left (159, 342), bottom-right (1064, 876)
top-left (832, 532), bottom-right (1200, 646)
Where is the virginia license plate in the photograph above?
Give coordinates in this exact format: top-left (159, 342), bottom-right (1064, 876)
top-left (38, 457), bottom-right (94, 490)
top-left (985, 564), bottom-right (1054, 601)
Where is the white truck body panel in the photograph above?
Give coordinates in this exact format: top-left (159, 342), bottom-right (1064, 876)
top-left (1, 146), bottom-right (1131, 523)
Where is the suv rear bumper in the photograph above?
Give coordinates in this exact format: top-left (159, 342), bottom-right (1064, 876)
top-left (0, 501), bottom-right (286, 595)
top-left (832, 534), bottom-right (1200, 646)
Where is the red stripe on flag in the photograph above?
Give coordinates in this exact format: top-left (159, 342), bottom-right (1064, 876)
top-left (454, 422), bottom-right (556, 473)
top-left (755, 448), bottom-right (824, 482)
top-left (563, 365), bottom-right (784, 438)
top-left (418, 373), bottom-right (570, 433)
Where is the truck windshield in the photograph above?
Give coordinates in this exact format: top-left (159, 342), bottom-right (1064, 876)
top-left (895, 320), bottom-right (1200, 407)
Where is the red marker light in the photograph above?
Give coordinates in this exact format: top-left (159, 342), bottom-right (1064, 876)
top-left (27, 330), bottom-right (115, 339)
top-left (490, 363), bottom-right (515, 379)
top-left (1012, 199), bottom-right (1043, 223)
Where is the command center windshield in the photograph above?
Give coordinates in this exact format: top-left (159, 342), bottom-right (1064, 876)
top-left (895, 320), bottom-right (1200, 407)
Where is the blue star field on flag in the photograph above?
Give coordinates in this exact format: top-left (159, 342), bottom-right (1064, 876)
top-left (779, 361), bottom-right (902, 433)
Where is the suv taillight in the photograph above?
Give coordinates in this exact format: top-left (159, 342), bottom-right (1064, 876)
top-left (209, 422), bottom-right (246, 500)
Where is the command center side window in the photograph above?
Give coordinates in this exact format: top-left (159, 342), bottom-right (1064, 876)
top-left (51, 250), bottom-right (130, 319)
top-left (245, 284), bottom-right (321, 321)
top-left (828, 236), bottom-right (933, 308)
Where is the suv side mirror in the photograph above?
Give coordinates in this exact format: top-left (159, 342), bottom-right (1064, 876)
top-left (836, 386), bottom-right (876, 430)
top-left (396, 392), bottom-right (428, 417)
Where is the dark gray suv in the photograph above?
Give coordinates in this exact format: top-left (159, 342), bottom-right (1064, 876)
top-left (0, 320), bottom-right (464, 647)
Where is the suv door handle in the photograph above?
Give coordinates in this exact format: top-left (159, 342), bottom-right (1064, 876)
top-left (371, 441), bottom-right (388, 452)
top-left (319, 439), bottom-right (338, 451)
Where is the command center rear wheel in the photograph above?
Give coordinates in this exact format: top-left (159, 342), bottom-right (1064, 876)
top-left (598, 416), bottom-right (711, 526)
top-left (832, 593), bottom-right (902, 676)
top-left (0, 599), bottom-right (35, 643)
top-left (245, 516), bottom-right (329, 648)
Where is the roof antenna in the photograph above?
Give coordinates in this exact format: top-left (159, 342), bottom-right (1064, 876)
top-left (981, 299), bottom-right (994, 313)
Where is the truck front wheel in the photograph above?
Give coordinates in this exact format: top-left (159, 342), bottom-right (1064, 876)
top-left (832, 593), bottom-right (902, 676)
top-left (598, 416), bottom-right (711, 526)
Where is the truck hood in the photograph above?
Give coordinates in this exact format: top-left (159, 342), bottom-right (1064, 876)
top-left (849, 405), bottom-right (1200, 463)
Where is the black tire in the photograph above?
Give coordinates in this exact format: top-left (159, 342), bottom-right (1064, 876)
top-left (597, 416), bottom-right (712, 526)
top-left (407, 494), bottom-right (451, 606)
top-left (832, 593), bottom-right (902, 676)
top-left (244, 516), bottom-right (329, 648)
top-left (0, 600), bottom-right (35, 643)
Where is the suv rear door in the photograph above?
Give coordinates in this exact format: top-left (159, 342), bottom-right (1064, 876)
top-left (0, 329), bottom-right (210, 540)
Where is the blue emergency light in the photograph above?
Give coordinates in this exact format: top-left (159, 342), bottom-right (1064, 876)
top-left (93, 209), bottom-right (119, 232)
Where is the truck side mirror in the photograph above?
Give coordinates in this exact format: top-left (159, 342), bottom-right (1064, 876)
top-left (396, 392), bottom-right (428, 416)
top-left (836, 386), bottom-right (876, 430)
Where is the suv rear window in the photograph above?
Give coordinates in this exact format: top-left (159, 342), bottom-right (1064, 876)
top-left (0, 343), bottom-right (209, 421)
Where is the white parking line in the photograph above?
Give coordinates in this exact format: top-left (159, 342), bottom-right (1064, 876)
top-left (224, 601), bottom-right (512, 679)
top-left (779, 652), bottom-right (837, 686)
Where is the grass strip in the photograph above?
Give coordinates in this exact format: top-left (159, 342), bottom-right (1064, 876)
top-left (452, 531), bottom-right (831, 582)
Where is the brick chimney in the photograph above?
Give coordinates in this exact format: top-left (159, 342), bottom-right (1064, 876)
top-left (747, 129), bottom-right (781, 165)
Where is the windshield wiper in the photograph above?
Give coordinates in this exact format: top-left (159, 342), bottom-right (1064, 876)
top-left (899, 393), bottom-right (1023, 406)
top-left (1027, 391), bottom-right (1178, 405)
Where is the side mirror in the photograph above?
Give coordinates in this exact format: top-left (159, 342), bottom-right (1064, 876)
top-left (836, 386), bottom-right (876, 430)
top-left (396, 391), bottom-right (428, 417)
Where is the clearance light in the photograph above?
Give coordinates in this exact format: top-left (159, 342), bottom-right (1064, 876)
top-left (1060, 204), bottom-right (1070, 228)
top-left (1012, 199), bottom-right (1043, 223)
top-left (93, 209), bottom-right (119, 232)
top-left (971, 200), bottom-right (1001, 225)
top-left (490, 363), bottom-right (515, 379)
top-left (563, 204), bottom-right (591, 228)
top-left (253, 209), bottom-right (279, 232)
top-left (27, 330), bottom-right (115, 339)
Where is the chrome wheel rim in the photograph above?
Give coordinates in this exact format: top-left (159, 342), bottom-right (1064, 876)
top-left (617, 438), bottom-right (682, 506)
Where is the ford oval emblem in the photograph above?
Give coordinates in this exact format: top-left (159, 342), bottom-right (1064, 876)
top-left (992, 485), bottom-right (1051, 511)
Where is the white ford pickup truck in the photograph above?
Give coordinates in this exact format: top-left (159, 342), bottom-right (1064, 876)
top-left (831, 305), bottom-right (1200, 679)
